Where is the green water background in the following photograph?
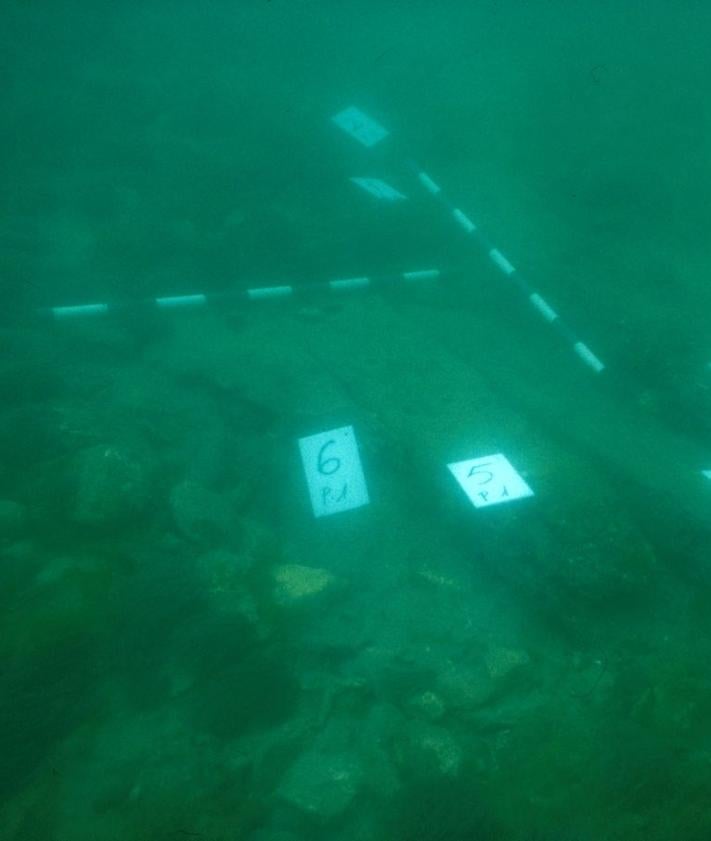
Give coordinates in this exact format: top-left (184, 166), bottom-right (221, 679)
top-left (2, 2), bottom-right (711, 839)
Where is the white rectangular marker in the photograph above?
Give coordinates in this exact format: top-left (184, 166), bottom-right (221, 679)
top-left (529, 292), bottom-right (558, 322)
top-left (155, 294), bottom-right (207, 309)
top-left (332, 107), bottom-right (389, 147)
top-left (52, 303), bottom-right (109, 319)
top-left (402, 269), bottom-right (440, 281)
top-left (298, 426), bottom-right (370, 518)
top-left (329, 276), bottom-right (371, 291)
top-left (488, 248), bottom-right (516, 275)
top-left (417, 171), bottom-right (441, 195)
top-left (452, 208), bottom-right (477, 234)
top-left (350, 177), bottom-right (406, 201)
top-left (448, 453), bottom-right (533, 509)
top-left (573, 341), bottom-right (605, 374)
top-left (247, 286), bottom-right (293, 300)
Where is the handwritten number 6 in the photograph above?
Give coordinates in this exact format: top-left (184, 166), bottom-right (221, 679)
top-left (318, 439), bottom-right (341, 476)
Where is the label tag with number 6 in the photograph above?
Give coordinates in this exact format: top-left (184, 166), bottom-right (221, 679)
top-left (298, 425), bottom-right (370, 518)
top-left (448, 453), bottom-right (533, 509)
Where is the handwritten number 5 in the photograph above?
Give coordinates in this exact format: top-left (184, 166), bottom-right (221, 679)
top-left (468, 462), bottom-right (494, 484)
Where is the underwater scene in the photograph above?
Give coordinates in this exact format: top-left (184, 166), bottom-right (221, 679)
top-left (3, 2), bottom-right (711, 838)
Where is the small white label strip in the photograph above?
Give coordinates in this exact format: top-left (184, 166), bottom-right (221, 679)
top-left (350, 177), bottom-right (406, 202)
top-left (52, 303), bottom-right (109, 319)
top-left (417, 171), bottom-right (441, 195)
top-left (402, 269), bottom-right (440, 281)
top-left (332, 107), bottom-right (389, 148)
top-left (298, 426), bottom-right (370, 518)
top-left (448, 453), bottom-right (533, 509)
top-left (452, 208), bottom-right (477, 234)
top-left (155, 294), bottom-right (207, 309)
top-left (329, 276), bottom-right (370, 291)
top-left (247, 286), bottom-right (293, 301)
top-left (529, 292), bottom-right (558, 322)
top-left (573, 342), bottom-right (605, 374)
top-left (488, 248), bottom-right (516, 276)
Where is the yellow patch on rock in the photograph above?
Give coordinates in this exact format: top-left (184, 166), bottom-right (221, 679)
top-left (272, 564), bottom-right (335, 604)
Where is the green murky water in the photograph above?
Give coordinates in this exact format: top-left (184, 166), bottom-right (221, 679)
top-left (2, 3), bottom-right (711, 838)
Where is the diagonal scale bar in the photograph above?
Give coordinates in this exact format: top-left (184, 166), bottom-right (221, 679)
top-left (331, 106), bottom-right (605, 375)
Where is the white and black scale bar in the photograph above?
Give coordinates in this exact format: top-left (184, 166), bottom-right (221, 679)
top-left (331, 106), bottom-right (605, 376)
top-left (41, 267), bottom-right (444, 321)
top-left (407, 161), bottom-right (605, 374)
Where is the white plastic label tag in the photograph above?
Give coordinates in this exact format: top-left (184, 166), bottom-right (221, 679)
top-left (331, 107), bottom-right (389, 147)
top-left (448, 453), bottom-right (533, 509)
top-left (298, 426), bottom-right (370, 518)
top-left (350, 177), bottom-right (406, 201)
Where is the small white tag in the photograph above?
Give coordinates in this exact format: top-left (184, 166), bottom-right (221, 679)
top-left (332, 107), bottom-right (389, 147)
top-left (155, 294), bottom-right (207, 309)
top-left (298, 426), bottom-right (370, 518)
top-left (350, 177), bottom-right (406, 202)
top-left (448, 453), bottom-right (533, 509)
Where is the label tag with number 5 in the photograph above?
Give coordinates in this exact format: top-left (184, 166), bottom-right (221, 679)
top-left (448, 453), bottom-right (533, 509)
top-left (298, 426), bottom-right (370, 518)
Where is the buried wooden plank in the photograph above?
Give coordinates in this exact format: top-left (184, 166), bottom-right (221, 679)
top-left (393, 273), bottom-right (711, 541)
top-left (287, 296), bottom-right (659, 618)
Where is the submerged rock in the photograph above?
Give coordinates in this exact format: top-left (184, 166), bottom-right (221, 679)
top-left (272, 563), bottom-right (335, 605)
top-left (436, 646), bottom-right (531, 714)
top-left (71, 445), bottom-right (151, 527)
top-left (484, 645), bottom-right (531, 681)
top-left (408, 690), bottom-right (446, 722)
top-left (277, 748), bottom-right (363, 819)
top-left (169, 479), bottom-right (233, 545)
top-left (395, 721), bottom-right (463, 779)
top-left (437, 662), bottom-right (497, 710)
top-left (196, 548), bottom-right (262, 630)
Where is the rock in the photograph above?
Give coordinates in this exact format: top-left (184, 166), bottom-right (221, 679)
top-left (169, 480), bottom-right (233, 544)
top-left (149, 314), bottom-right (351, 418)
top-left (71, 445), bottom-right (151, 527)
top-left (278, 749), bottom-right (363, 820)
top-left (395, 722), bottom-right (463, 779)
top-left (484, 645), bottom-right (531, 681)
top-left (272, 563), bottom-right (335, 605)
top-left (437, 661), bottom-right (497, 710)
top-left (240, 517), bottom-right (279, 567)
top-left (0, 499), bottom-right (27, 538)
top-left (435, 647), bottom-right (531, 714)
top-left (408, 690), bottom-right (446, 721)
top-left (195, 549), bottom-right (262, 628)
